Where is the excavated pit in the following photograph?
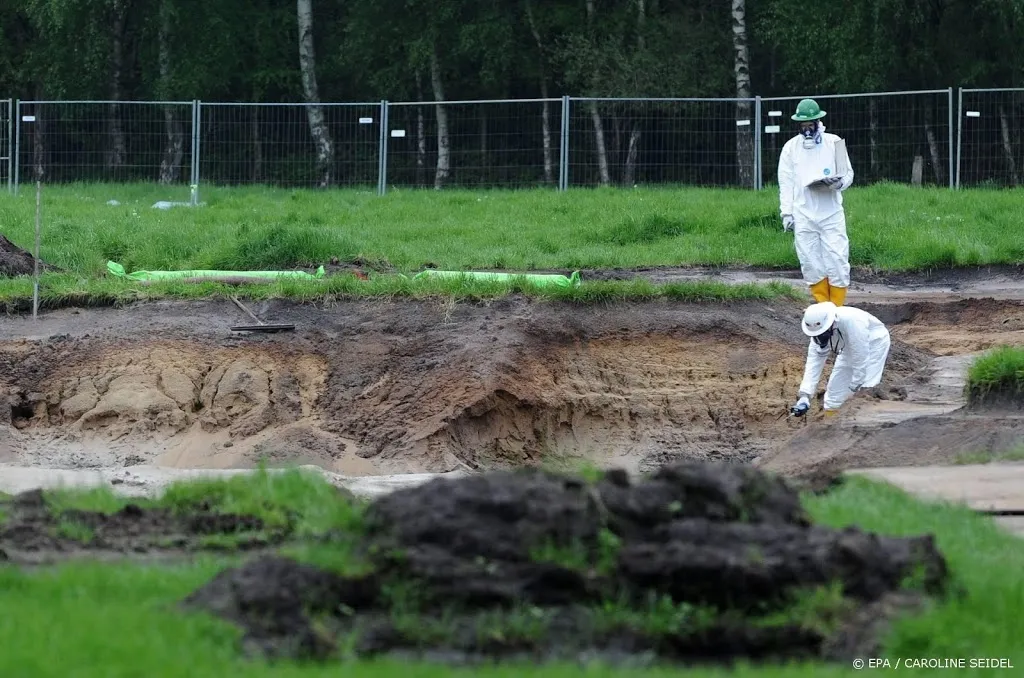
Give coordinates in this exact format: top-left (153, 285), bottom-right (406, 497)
top-left (1, 295), bottom-right (1022, 482)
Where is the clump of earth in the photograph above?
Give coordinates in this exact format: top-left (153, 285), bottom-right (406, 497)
top-left (180, 461), bottom-right (948, 667)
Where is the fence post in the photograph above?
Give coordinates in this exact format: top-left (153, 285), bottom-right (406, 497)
top-left (189, 100), bottom-right (198, 204)
top-left (558, 95), bottom-right (570, 191)
top-left (13, 99), bottom-right (21, 196)
top-left (947, 87), bottom-right (954, 189)
top-left (377, 100), bottom-right (389, 196)
top-left (4, 98), bottom-right (10, 194)
top-left (193, 100), bottom-right (202, 203)
top-left (955, 88), bottom-right (963, 189)
top-left (754, 96), bottom-right (762, 190)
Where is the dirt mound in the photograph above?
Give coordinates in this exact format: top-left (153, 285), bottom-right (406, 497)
top-left (0, 488), bottom-right (277, 565)
top-left (861, 298), bottom-right (1024, 354)
top-left (183, 462), bottom-right (948, 667)
top-left (0, 234), bottom-right (58, 277)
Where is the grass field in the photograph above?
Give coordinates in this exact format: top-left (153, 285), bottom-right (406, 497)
top-left (1, 182), bottom-right (1022, 305)
top-left (1, 470), bottom-right (1022, 678)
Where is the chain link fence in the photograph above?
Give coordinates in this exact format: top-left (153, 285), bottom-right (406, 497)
top-left (761, 89), bottom-right (954, 189)
top-left (957, 88), bottom-right (1024, 188)
top-left (2, 98), bottom-right (11, 192)
top-left (198, 102), bottom-right (381, 190)
top-left (3, 89), bottom-right (1021, 194)
top-left (14, 101), bottom-right (195, 193)
top-left (568, 98), bottom-right (758, 189)
top-left (385, 98), bottom-right (561, 190)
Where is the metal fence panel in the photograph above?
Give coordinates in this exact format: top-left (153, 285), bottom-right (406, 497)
top-left (198, 102), bottom-right (381, 190)
top-left (1, 98), bottom-right (11, 192)
top-left (384, 99), bottom-right (562, 190)
top-left (14, 100), bottom-right (195, 191)
top-left (760, 90), bottom-right (954, 189)
top-left (567, 98), bottom-right (758, 189)
top-left (957, 88), bottom-right (1024, 188)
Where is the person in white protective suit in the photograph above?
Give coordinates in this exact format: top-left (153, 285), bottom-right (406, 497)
top-left (778, 98), bottom-right (854, 307)
top-left (789, 301), bottom-right (891, 418)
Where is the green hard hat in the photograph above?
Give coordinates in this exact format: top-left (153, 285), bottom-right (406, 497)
top-left (791, 98), bottom-right (826, 121)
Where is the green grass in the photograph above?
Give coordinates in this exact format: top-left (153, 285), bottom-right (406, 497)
top-left (2, 471), bottom-right (1022, 676)
top-left (954, 447), bottom-right (1024, 465)
top-left (2, 182), bottom-right (1022, 278)
top-left (0, 269), bottom-right (801, 309)
top-left (965, 345), bottom-right (1024, 406)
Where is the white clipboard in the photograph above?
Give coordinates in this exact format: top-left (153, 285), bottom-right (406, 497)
top-left (804, 139), bottom-right (850, 188)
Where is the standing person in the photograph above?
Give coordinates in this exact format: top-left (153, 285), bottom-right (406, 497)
top-left (777, 98), bottom-right (854, 307)
top-left (789, 301), bottom-right (891, 418)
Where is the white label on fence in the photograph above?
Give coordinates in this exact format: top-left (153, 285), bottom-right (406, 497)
top-left (21, 115), bottom-right (36, 122)
top-left (736, 119), bottom-right (751, 126)
top-left (768, 110), bottom-right (783, 117)
top-left (359, 117), bottom-right (373, 124)
top-left (966, 111), bottom-right (981, 118)
top-left (390, 129), bottom-right (406, 137)
top-left (765, 125), bottom-right (781, 134)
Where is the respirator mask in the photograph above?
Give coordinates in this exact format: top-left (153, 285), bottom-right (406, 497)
top-left (800, 121), bottom-right (820, 149)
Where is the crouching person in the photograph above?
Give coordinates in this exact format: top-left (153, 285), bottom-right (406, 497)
top-left (789, 302), bottom-right (891, 418)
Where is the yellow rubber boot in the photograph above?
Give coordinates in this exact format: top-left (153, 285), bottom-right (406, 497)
top-left (829, 285), bottom-right (848, 307)
top-left (824, 409), bottom-right (838, 418)
top-left (809, 278), bottom-right (830, 303)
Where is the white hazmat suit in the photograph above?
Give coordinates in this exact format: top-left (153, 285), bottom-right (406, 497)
top-left (790, 302), bottom-right (891, 416)
top-left (778, 114), bottom-right (855, 308)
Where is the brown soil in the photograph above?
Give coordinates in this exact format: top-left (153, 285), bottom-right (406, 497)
top-left (181, 462), bottom-right (948, 666)
top-left (3, 292), bottom-right (1023, 481)
top-left (0, 234), bottom-right (58, 277)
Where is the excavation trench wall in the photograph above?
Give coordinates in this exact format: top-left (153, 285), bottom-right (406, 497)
top-left (4, 296), bottom-right (1016, 477)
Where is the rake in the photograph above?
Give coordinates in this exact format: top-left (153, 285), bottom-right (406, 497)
top-left (229, 296), bottom-right (295, 333)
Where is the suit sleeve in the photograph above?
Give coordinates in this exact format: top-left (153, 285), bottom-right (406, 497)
top-left (778, 142), bottom-right (795, 215)
top-left (798, 340), bottom-right (830, 398)
top-left (838, 138), bottom-right (855, 191)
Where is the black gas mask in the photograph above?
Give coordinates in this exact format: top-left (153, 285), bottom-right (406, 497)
top-left (814, 325), bottom-right (844, 354)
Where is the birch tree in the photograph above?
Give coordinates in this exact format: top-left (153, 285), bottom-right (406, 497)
top-left (731, 0), bottom-right (754, 188)
top-left (157, 0), bottom-right (184, 184)
top-left (297, 0), bottom-right (334, 187)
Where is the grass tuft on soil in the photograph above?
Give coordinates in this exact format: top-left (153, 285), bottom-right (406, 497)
top-left (965, 345), bottom-right (1024, 407)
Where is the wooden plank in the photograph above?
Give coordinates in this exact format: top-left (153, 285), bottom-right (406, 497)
top-left (847, 463), bottom-right (1024, 512)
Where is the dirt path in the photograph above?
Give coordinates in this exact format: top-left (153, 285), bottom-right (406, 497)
top-left (2, 270), bottom-right (1023, 495)
top-left (580, 264), bottom-right (1024, 304)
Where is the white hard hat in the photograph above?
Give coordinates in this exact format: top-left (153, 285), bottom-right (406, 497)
top-left (802, 302), bottom-right (838, 337)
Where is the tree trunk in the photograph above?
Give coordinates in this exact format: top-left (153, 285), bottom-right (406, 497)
top-left (869, 99), bottom-right (880, 178)
top-left (416, 72), bottom-right (427, 187)
top-left (731, 0), bottom-right (753, 188)
top-left (251, 107), bottom-right (263, 183)
top-left (106, 0), bottom-right (128, 173)
top-left (585, 0), bottom-right (610, 186)
top-left (524, 0), bottom-right (554, 185)
top-left (999, 105), bottom-right (1020, 187)
top-left (157, 0), bottom-right (184, 185)
top-left (430, 44), bottom-right (450, 189)
top-left (924, 104), bottom-right (944, 186)
top-left (32, 84), bottom-right (46, 181)
top-left (623, 0), bottom-right (644, 186)
top-left (296, 0), bottom-right (334, 188)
